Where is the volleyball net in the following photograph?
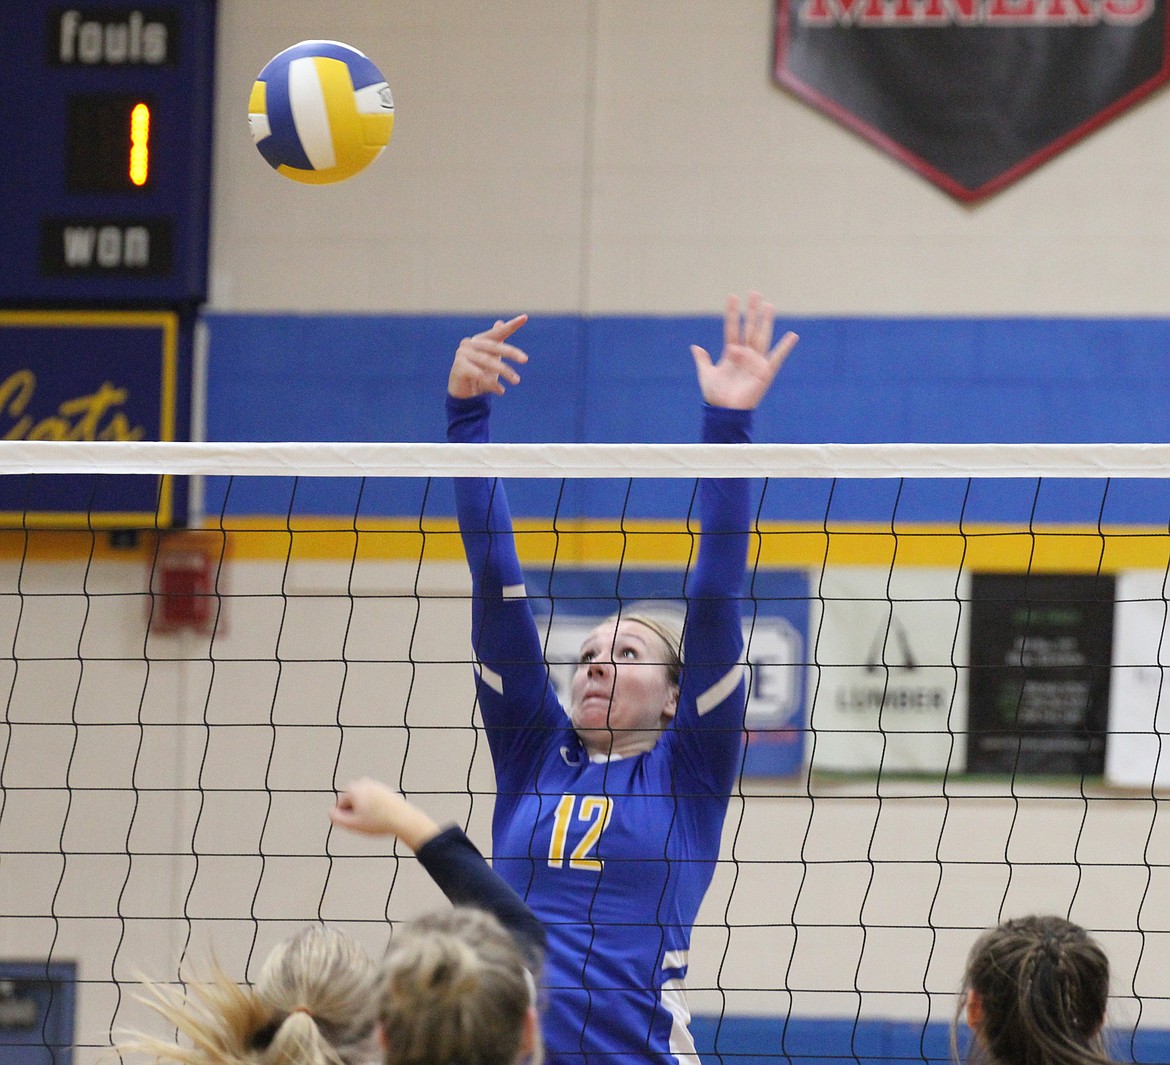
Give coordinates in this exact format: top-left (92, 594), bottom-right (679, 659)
top-left (4, 440), bottom-right (1170, 1065)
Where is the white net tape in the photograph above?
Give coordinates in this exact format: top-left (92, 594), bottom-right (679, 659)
top-left (3, 442), bottom-right (1170, 1065)
top-left (0, 440), bottom-right (1169, 478)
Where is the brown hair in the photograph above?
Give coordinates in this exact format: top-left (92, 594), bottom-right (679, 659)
top-left (379, 908), bottom-right (536, 1065)
top-left (956, 915), bottom-right (1112, 1065)
top-left (122, 926), bottom-right (380, 1065)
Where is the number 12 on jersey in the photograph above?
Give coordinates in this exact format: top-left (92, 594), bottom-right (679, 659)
top-left (548, 795), bottom-right (614, 871)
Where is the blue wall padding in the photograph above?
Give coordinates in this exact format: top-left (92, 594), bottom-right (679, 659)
top-left (690, 1015), bottom-right (1170, 1065)
top-left (202, 313), bottom-right (1170, 523)
top-left (691, 1015), bottom-right (954, 1065)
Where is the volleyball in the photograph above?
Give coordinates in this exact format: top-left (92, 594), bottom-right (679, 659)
top-left (248, 40), bottom-right (394, 185)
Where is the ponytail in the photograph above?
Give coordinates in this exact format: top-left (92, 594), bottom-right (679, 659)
top-left (124, 967), bottom-right (276, 1065)
top-left (122, 926), bottom-right (379, 1065)
top-left (957, 915), bottom-right (1112, 1065)
top-left (258, 1010), bottom-right (348, 1065)
top-left (256, 926), bottom-right (380, 1065)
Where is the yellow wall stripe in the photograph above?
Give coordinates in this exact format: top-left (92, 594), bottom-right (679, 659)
top-left (1, 519), bottom-right (1165, 572)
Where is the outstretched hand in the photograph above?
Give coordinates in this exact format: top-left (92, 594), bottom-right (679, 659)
top-left (690, 292), bottom-right (798, 411)
top-left (447, 314), bottom-right (530, 399)
top-left (330, 777), bottom-right (440, 853)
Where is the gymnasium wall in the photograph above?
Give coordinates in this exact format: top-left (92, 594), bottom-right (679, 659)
top-left (209, 2), bottom-right (1170, 317)
top-left (196, 0), bottom-right (1170, 1051)
top-left (203, 312), bottom-right (1170, 524)
top-left (10, 2), bottom-right (1170, 1063)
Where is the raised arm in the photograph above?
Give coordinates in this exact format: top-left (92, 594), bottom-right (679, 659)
top-left (687, 291), bottom-right (798, 595)
top-left (672, 294), bottom-right (798, 792)
top-left (330, 779), bottom-right (546, 971)
top-left (447, 314), bottom-right (532, 607)
top-left (446, 318), bottom-right (569, 777)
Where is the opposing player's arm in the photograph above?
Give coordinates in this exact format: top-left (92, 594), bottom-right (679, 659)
top-left (330, 777), bottom-right (440, 849)
top-left (330, 779), bottom-right (546, 970)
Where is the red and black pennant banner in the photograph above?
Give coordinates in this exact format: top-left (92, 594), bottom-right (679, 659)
top-left (774, 0), bottom-right (1169, 201)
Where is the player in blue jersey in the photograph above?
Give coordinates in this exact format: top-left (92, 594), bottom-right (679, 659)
top-left (446, 292), bottom-right (799, 1065)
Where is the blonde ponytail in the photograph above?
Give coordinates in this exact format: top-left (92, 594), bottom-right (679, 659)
top-left (260, 1010), bottom-right (349, 1065)
top-left (122, 926), bottom-right (379, 1065)
top-left (124, 968), bottom-right (274, 1065)
top-left (256, 926), bottom-right (380, 1065)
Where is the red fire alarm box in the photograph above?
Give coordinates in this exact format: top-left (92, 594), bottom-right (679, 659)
top-left (149, 532), bottom-right (225, 635)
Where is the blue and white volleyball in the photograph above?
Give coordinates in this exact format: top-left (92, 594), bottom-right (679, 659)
top-left (249, 40), bottom-right (394, 185)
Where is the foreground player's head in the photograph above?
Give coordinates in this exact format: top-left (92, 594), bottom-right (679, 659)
top-left (255, 925), bottom-right (381, 1065)
top-left (569, 610), bottom-right (683, 758)
top-left (126, 925), bottom-right (380, 1065)
top-left (379, 907), bottom-right (539, 1065)
top-left (958, 915), bottom-right (1110, 1065)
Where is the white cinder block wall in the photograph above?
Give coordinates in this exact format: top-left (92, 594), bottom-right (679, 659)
top-left (210, 2), bottom-right (1170, 316)
top-left (5, 548), bottom-right (1169, 1055)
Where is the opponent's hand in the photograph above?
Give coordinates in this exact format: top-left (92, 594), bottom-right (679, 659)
top-left (330, 778), bottom-right (440, 852)
top-left (690, 292), bottom-right (798, 411)
top-left (447, 314), bottom-right (530, 399)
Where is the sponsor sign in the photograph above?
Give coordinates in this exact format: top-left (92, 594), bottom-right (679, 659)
top-left (1106, 570), bottom-right (1170, 788)
top-left (774, 0), bottom-right (1170, 200)
top-left (807, 567), bottom-right (970, 774)
top-left (968, 572), bottom-right (1114, 775)
top-left (526, 566), bottom-right (809, 777)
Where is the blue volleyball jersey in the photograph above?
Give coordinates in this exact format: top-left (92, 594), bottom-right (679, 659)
top-left (448, 395), bottom-right (751, 1065)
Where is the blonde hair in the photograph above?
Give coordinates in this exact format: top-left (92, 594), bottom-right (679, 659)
top-left (609, 605), bottom-right (684, 690)
top-left (379, 908), bottom-right (536, 1065)
top-left (123, 926), bottom-right (380, 1065)
top-left (956, 915), bottom-right (1112, 1065)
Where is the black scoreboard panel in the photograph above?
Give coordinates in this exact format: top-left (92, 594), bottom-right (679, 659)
top-left (0, 3), bottom-right (215, 305)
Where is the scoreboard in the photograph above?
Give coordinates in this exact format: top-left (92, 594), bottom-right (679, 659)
top-left (0, 3), bottom-right (216, 305)
top-left (0, 3), bottom-right (216, 526)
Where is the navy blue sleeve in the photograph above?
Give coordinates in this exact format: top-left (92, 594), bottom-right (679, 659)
top-left (416, 825), bottom-right (547, 973)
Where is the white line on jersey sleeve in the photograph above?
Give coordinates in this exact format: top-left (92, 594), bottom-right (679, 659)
top-left (695, 663), bottom-right (745, 717)
top-left (475, 660), bottom-right (504, 694)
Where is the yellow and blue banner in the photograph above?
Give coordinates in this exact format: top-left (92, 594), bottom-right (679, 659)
top-left (0, 309), bottom-right (182, 527)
